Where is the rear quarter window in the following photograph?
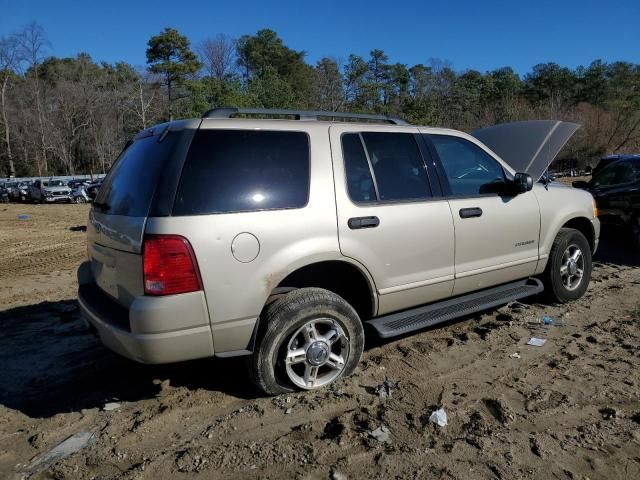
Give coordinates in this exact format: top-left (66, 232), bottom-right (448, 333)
top-left (96, 132), bottom-right (179, 217)
top-left (173, 129), bottom-right (310, 215)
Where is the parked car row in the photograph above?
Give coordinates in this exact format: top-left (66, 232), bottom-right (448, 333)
top-left (0, 177), bottom-right (103, 204)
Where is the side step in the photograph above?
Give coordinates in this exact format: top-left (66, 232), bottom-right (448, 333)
top-left (366, 278), bottom-right (543, 338)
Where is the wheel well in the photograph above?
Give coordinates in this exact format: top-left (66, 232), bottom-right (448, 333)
top-left (272, 261), bottom-right (375, 321)
top-left (562, 217), bottom-right (595, 252)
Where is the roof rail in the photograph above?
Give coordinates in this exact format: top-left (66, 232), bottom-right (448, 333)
top-left (202, 107), bottom-right (408, 125)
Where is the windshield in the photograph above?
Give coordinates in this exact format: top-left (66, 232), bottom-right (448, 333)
top-left (43, 180), bottom-right (65, 187)
top-left (591, 161), bottom-right (639, 187)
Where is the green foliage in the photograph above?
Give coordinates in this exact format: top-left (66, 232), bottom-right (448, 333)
top-left (237, 29), bottom-right (312, 105)
top-left (146, 27), bottom-right (201, 118)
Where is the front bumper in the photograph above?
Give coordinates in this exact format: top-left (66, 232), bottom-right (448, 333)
top-left (77, 264), bottom-right (214, 363)
top-left (592, 218), bottom-right (600, 255)
top-left (44, 195), bottom-right (72, 203)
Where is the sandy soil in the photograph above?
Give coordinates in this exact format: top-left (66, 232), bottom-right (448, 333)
top-left (0, 203), bottom-right (639, 480)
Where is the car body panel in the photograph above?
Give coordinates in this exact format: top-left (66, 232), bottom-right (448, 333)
top-left (533, 182), bottom-right (600, 273)
top-left (419, 128), bottom-right (543, 295)
top-left (145, 121), bottom-right (342, 353)
top-left (329, 123), bottom-right (456, 316)
top-left (472, 120), bottom-right (580, 181)
top-left (446, 193), bottom-right (541, 296)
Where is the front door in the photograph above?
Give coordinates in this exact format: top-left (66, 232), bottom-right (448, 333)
top-left (423, 132), bottom-right (541, 296)
top-left (329, 125), bottom-right (456, 315)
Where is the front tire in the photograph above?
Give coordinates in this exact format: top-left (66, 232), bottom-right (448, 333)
top-left (248, 288), bottom-right (365, 396)
top-left (541, 228), bottom-right (592, 303)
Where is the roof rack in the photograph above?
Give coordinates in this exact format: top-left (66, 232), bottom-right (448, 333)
top-left (202, 107), bottom-right (408, 125)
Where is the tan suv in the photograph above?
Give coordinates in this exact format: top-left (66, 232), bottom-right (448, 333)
top-left (78, 108), bottom-right (599, 395)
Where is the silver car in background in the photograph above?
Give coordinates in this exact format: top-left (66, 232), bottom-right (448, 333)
top-left (29, 179), bottom-right (73, 203)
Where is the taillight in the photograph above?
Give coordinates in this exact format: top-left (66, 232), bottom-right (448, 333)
top-left (143, 235), bottom-right (202, 296)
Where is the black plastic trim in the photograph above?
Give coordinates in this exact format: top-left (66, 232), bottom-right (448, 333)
top-left (79, 282), bottom-right (130, 332)
top-left (348, 216), bottom-right (380, 229)
top-left (367, 278), bottom-right (543, 338)
top-left (202, 107), bottom-right (408, 125)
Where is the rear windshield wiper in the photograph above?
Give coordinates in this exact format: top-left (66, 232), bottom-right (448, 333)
top-left (93, 201), bottom-right (111, 212)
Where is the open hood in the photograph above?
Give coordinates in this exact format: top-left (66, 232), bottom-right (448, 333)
top-left (471, 120), bottom-right (580, 181)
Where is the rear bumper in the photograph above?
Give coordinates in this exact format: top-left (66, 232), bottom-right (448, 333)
top-left (78, 268), bottom-right (214, 363)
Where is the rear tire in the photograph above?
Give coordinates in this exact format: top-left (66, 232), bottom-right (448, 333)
top-left (248, 288), bottom-right (364, 396)
top-left (541, 228), bottom-right (592, 303)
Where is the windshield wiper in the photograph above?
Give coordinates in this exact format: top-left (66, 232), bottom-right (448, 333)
top-left (93, 201), bottom-right (111, 212)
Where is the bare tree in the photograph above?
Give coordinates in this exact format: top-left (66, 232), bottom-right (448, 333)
top-left (0, 34), bottom-right (22, 177)
top-left (126, 68), bottom-right (160, 130)
top-left (16, 22), bottom-right (50, 175)
top-left (198, 34), bottom-right (236, 79)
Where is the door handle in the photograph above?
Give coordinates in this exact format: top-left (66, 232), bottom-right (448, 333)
top-left (348, 216), bottom-right (380, 229)
top-left (459, 207), bottom-right (483, 219)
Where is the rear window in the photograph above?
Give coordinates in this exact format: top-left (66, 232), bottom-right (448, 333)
top-left (95, 132), bottom-right (178, 217)
top-left (173, 129), bottom-right (310, 215)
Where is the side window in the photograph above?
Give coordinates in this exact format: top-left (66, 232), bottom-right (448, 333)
top-left (591, 161), bottom-right (637, 187)
top-left (173, 130), bottom-right (310, 215)
top-left (429, 135), bottom-right (506, 196)
top-left (342, 133), bottom-right (376, 202)
top-left (362, 132), bottom-right (430, 201)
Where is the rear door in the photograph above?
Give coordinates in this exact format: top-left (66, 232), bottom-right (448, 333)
top-left (87, 123), bottom-right (195, 308)
top-left (330, 125), bottom-right (455, 315)
top-left (423, 132), bottom-right (541, 296)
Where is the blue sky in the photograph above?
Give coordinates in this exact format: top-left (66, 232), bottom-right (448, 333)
top-left (1, 0), bottom-right (638, 74)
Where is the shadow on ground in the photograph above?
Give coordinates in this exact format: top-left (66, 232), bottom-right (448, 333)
top-left (0, 301), bottom-right (256, 418)
top-left (593, 227), bottom-right (640, 267)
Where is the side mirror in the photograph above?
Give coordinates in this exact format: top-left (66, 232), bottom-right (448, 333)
top-left (572, 180), bottom-right (589, 189)
top-left (514, 172), bottom-right (533, 193)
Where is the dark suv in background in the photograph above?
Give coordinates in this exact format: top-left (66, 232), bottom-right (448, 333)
top-left (574, 155), bottom-right (640, 245)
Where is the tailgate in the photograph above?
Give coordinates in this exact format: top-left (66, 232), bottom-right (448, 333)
top-left (87, 211), bottom-right (145, 308)
top-left (87, 121), bottom-right (194, 308)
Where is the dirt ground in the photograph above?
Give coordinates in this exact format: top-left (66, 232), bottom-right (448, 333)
top-left (0, 203), bottom-right (639, 480)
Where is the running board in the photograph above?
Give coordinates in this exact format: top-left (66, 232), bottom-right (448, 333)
top-left (367, 278), bottom-right (543, 338)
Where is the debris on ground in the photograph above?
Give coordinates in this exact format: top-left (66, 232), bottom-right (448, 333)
top-left (599, 407), bottom-right (617, 420)
top-left (373, 378), bottom-right (399, 401)
top-left (429, 408), bottom-right (448, 427)
top-left (369, 425), bottom-right (391, 442)
top-left (20, 430), bottom-right (94, 475)
top-left (527, 337), bottom-right (547, 347)
top-left (17, 214), bottom-right (30, 220)
top-left (510, 352), bottom-right (521, 359)
top-left (483, 398), bottom-right (515, 425)
top-left (331, 470), bottom-right (348, 480)
top-left (103, 402), bottom-right (121, 411)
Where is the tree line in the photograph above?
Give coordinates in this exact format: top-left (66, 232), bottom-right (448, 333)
top-left (1, 24), bottom-right (639, 177)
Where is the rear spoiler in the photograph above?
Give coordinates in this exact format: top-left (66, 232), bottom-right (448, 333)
top-left (472, 120), bottom-right (580, 181)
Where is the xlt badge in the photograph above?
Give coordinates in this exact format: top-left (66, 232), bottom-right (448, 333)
top-left (515, 240), bottom-right (535, 247)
